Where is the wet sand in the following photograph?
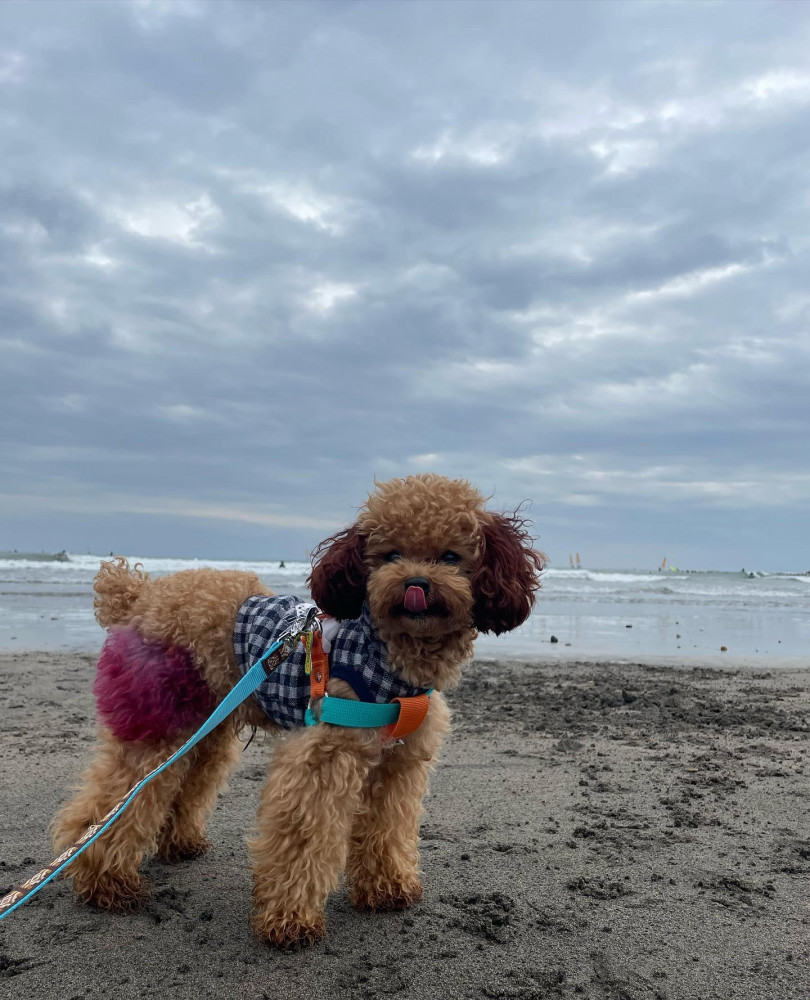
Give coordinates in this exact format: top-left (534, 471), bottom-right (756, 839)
top-left (1, 651), bottom-right (808, 999)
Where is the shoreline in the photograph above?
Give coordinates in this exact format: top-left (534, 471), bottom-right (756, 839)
top-left (1, 652), bottom-right (808, 999)
top-left (3, 563), bottom-right (809, 665)
top-left (475, 650), bottom-right (810, 671)
top-left (2, 638), bottom-right (807, 673)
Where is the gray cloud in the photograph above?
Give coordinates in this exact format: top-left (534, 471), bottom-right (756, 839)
top-left (1, 0), bottom-right (808, 568)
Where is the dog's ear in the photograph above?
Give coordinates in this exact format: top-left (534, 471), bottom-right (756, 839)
top-left (307, 525), bottom-right (367, 619)
top-left (472, 511), bottom-right (546, 635)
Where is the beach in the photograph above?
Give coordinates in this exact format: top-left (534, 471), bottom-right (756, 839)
top-left (1, 650), bottom-right (808, 999)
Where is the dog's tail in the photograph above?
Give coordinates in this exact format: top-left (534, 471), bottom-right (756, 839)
top-left (93, 557), bottom-right (149, 628)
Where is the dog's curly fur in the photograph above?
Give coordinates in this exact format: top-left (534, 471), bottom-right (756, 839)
top-left (53, 474), bottom-right (545, 947)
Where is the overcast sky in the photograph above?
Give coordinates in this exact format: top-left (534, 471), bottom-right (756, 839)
top-left (1, 0), bottom-right (808, 571)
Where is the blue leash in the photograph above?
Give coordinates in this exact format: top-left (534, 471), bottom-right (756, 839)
top-left (0, 604), bottom-right (429, 922)
top-left (0, 604), bottom-right (322, 922)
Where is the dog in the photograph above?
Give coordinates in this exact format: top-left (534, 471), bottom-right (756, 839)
top-left (52, 473), bottom-right (545, 947)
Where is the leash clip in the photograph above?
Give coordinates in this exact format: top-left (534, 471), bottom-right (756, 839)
top-left (280, 603), bottom-right (321, 646)
top-left (262, 604), bottom-right (322, 678)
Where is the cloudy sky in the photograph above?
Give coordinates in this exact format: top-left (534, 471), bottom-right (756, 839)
top-left (1, 1), bottom-right (808, 570)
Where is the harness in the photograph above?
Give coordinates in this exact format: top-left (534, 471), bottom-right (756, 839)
top-left (234, 595), bottom-right (431, 738)
top-left (301, 628), bottom-right (430, 741)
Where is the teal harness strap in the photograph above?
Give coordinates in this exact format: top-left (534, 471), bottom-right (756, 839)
top-left (305, 697), bottom-right (398, 728)
top-left (304, 690), bottom-right (433, 729)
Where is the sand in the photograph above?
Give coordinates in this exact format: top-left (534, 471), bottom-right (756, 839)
top-left (1, 651), bottom-right (808, 1000)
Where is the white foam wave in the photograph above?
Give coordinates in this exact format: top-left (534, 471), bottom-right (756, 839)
top-left (0, 555), bottom-right (807, 609)
top-left (0, 553), bottom-right (311, 588)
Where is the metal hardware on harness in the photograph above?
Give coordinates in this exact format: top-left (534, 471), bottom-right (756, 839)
top-left (264, 603), bottom-right (321, 676)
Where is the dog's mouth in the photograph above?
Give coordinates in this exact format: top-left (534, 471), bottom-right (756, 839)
top-left (404, 585), bottom-right (428, 614)
top-left (391, 596), bottom-right (450, 621)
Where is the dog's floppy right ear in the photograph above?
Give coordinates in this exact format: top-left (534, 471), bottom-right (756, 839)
top-left (471, 511), bottom-right (545, 635)
top-left (307, 525), bottom-right (367, 619)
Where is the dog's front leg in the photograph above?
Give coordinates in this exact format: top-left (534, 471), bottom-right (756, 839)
top-left (347, 693), bottom-right (451, 911)
top-left (249, 723), bottom-right (380, 948)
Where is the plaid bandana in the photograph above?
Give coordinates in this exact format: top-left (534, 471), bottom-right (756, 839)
top-left (233, 595), bottom-right (428, 729)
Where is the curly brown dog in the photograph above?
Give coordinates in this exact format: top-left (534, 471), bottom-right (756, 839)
top-left (52, 474), bottom-right (545, 947)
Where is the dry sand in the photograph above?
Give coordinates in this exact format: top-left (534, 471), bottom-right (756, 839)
top-left (1, 651), bottom-right (809, 1000)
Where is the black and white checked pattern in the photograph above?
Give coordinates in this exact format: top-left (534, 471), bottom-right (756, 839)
top-left (233, 595), bottom-right (428, 729)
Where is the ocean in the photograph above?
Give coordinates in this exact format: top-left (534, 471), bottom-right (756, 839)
top-left (1, 553), bottom-right (808, 666)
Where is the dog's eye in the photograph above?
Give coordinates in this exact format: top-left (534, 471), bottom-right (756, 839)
top-left (384, 551), bottom-right (402, 563)
top-left (440, 551), bottom-right (461, 564)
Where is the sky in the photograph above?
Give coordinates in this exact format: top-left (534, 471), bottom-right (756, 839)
top-left (1, 0), bottom-right (809, 571)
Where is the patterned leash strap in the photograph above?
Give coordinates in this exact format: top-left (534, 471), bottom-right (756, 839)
top-left (0, 604), bottom-right (322, 922)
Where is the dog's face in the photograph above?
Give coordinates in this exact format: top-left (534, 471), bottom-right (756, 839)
top-left (359, 479), bottom-right (483, 642)
top-left (308, 475), bottom-right (545, 661)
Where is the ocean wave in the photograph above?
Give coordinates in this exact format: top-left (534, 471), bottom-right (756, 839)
top-left (545, 569), bottom-right (660, 583)
top-left (1, 555), bottom-right (807, 610)
top-left (0, 553), bottom-right (311, 588)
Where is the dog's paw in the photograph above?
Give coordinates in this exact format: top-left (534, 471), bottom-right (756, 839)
top-left (71, 870), bottom-right (151, 913)
top-left (251, 909), bottom-right (327, 949)
top-left (157, 835), bottom-right (212, 863)
top-left (350, 876), bottom-right (424, 912)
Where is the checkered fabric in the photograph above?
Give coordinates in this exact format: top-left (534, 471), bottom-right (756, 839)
top-left (233, 595), bottom-right (428, 729)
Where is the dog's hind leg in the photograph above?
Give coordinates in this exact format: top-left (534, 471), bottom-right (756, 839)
top-left (248, 725), bottom-right (381, 948)
top-left (52, 729), bottom-right (191, 911)
top-left (347, 693), bottom-right (451, 911)
top-left (157, 722), bottom-right (241, 862)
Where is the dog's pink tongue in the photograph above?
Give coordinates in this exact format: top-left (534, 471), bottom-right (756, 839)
top-left (404, 586), bottom-right (428, 613)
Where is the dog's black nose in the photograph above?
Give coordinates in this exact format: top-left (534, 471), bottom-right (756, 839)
top-left (404, 577), bottom-right (430, 595)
